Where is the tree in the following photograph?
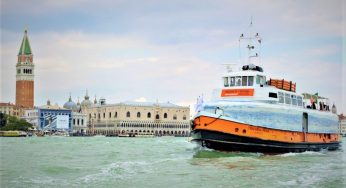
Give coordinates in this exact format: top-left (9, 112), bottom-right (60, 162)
top-left (0, 113), bottom-right (6, 128)
top-left (0, 114), bottom-right (33, 131)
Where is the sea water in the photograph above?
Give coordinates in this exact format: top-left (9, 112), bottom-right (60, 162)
top-left (0, 137), bottom-right (345, 188)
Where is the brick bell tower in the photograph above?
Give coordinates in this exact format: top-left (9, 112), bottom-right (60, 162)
top-left (16, 28), bottom-right (34, 108)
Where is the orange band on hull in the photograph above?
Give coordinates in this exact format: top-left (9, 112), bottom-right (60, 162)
top-left (194, 115), bottom-right (340, 144)
top-left (221, 89), bottom-right (254, 97)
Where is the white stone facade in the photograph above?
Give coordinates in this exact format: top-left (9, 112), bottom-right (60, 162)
top-left (82, 101), bottom-right (190, 136)
top-left (339, 115), bottom-right (346, 136)
top-left (72, 112), bottom-right (87, 134)
top-left (23, 109), bottom-right (39, 129)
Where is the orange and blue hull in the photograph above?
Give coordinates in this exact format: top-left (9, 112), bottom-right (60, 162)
top-left (191, 115), bottom-right (341, 153)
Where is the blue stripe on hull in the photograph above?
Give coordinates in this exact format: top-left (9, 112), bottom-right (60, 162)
top-left (201, 102), bottom-right (338, 134)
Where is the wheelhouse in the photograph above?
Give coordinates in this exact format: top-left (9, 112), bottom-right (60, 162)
top-left (222, 64), bottom-right (266, 88)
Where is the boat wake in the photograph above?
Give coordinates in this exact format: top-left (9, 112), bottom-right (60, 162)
top-left (277, 150), bottom-right (326, 157)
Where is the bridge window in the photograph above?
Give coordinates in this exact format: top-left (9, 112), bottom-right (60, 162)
top-left (223, 77), bottom-right (229, 87)
top-left (230, 77), bottom-right (235, 86)
top-left (235, 76), bottom-right (241, 86)
top-left (242, 76), bottom-right (248, 86)
top-left (248, 76), bottom-right (254, 86)
top-left (256, 75), bottom-right (266, 85)
top-left (278, 92), bottom-right (284, 103)
top-left (285, 93), bottom-right (291, 104)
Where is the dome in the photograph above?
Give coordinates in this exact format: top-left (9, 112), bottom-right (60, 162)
top-left (81, 100), bottom-right (92, 107)
top-left (63, 95), bottom-right (78, 111)
top-left (81, 90), bottom-right (92, 107)
top-left (76, 98), bottom-right (81, 112)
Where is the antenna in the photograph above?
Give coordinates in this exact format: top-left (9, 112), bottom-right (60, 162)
top-left (238, 18), bottom-right (262, 66)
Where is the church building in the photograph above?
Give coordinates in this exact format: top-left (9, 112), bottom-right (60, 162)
top-left (16, 29), bottom-right (34, 108)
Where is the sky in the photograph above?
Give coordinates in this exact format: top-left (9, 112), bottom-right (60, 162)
top-left (1, 0), bottom-right (345, 115)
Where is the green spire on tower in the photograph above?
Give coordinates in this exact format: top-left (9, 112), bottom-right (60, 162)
top-left (18, 28), bottom-right (32, 55)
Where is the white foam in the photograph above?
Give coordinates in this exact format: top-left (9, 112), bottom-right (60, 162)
top-left (277, 151), bottom-right (325, 157)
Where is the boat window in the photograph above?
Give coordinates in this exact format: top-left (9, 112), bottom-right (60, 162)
top-left (285, 93), bottom-right (291, 104)
top-left (235, 76), bottom-right (241, 86)
top-left (256, 75), bottom-right (265, 85)
top-left (242, 76), bottom-right (248, 86)
top-left (248, 76), bottom-right (254, 86)
top-left (269, 92), bottom-right (278, 98)
top-left (292, 95), bottom-right (297, 106)
top-left (230, 77), bottom-right (235, 86)
top-left (223, 77), bottom-right (229, 87)
top-left (278, 92), bottom-right (284, 103)
top-left (260, 76), bottom-right (265, 85)
top-left (297, 96), bottom-right (303, 106)
top-left (256, 75), bottom-right (260, 84)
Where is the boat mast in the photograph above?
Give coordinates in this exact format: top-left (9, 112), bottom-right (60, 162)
top-left (239, 18), bottom-right (262, 66)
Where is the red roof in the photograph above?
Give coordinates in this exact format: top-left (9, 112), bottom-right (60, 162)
top-left (0, 102), bottom-right (26, 108)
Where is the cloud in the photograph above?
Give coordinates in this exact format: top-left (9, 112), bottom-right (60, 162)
top-left (134, 97), bottom-right (147, 102)
top-left (1, 0), bottom-right (344, 113)
top-left (0, 30), bottom-right (217, 107)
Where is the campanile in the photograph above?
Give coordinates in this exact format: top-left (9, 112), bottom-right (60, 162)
top-left (16, 28), bottom-right (34, 108)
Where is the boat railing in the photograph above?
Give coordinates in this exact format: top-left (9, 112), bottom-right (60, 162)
top-left (268, 78), bottom-right (296, 92)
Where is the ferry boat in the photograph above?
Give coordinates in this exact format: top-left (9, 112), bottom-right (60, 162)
top-left (191, 27), bottom-right (341, 153)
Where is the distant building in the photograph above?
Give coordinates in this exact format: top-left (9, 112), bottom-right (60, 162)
top-left (82, 100), bottom-right (190, 136)
top-left (339, 114), bottom-right (346, 136)
top-left (80, 90), bottom-right (93, 110)
top-left (0, 102), bottom-right (26, 118)
top-left (23, 100), bottom-right (72, 132)
top-left (16, 29), bottom-right (34, 108)
top-left (62, 94), bottom-right (87, 134)
top-left (63, 94), bottom-right (79, 112)
top-left (72, 112), bottom-right (87, 134)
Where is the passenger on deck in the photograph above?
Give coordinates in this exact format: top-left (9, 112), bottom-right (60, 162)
top-left (319, 102), bottom-right (323, 111)
top-left (312, 102), bottom-right (316, 109)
